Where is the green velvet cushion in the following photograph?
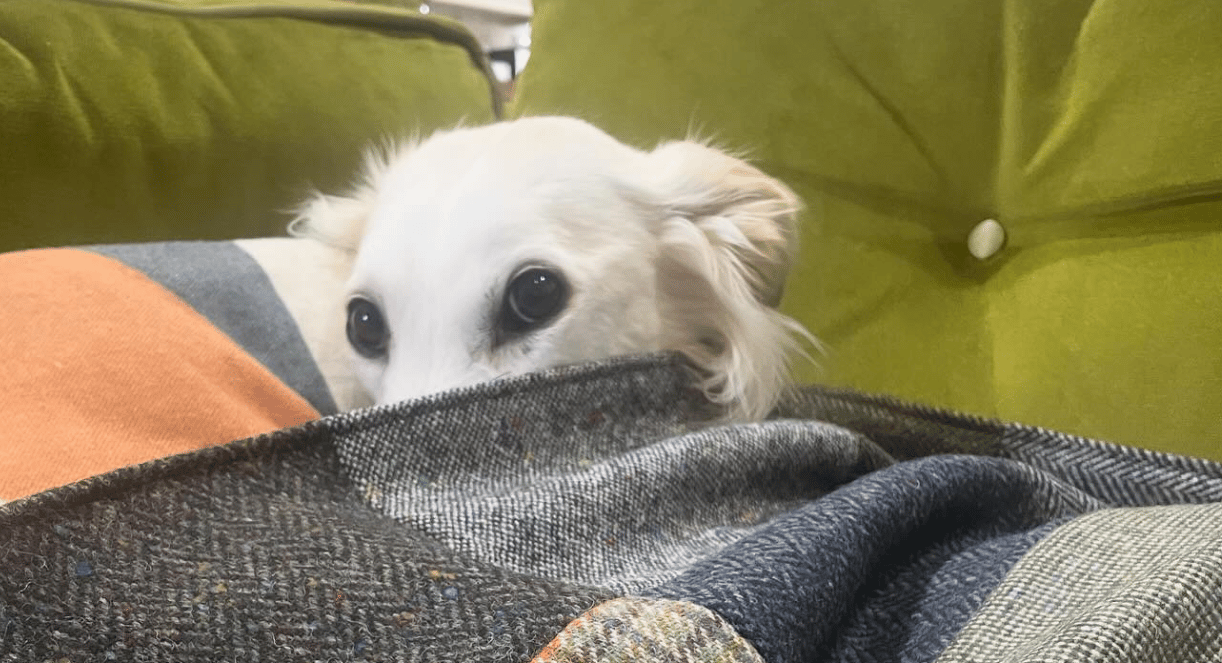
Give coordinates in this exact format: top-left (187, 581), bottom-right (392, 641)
top-left (513, 0), bottom-right (1222, 459)
top-left (0, 0), bottom-right (498, 251)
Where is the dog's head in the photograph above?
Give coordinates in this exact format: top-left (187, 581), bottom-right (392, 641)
top-left (292, 117), bottom-right (813, 419)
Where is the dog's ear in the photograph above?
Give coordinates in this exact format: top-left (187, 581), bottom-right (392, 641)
top-left (645, 140), bottom-right (815, 420)
top-left (287, 191), bottom-right (372, 252)
top-left (288, 144), bottom-right (403, 251)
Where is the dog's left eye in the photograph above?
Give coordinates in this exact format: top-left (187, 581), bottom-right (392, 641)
top-left (347, 296), bottom-right (390, 359)
top-left (501, 267), bottom-right (569, 335)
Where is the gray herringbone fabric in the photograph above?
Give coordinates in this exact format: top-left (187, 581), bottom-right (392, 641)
top-left (3, 354), bottom-right (1221, 662)
top-left (0, 423), bottom-right (610, 661)
top-left (329, 356), bottom-right (1222, 599)
top-left (781, 387), bottom-right (1222, 505)
top-left (936, 503), bottom-right (1222, 663)
top-left (329, 357), bottom-right (894, 594)
top-left (318, 355), bottom-right (1222, 663)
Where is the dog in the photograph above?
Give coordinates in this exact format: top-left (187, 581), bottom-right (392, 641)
top-left (291, 116), bottom-right (815, 420)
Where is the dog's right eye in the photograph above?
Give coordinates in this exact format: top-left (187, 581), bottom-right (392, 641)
top-left (500, 266), bottom-right (569, 337)
top-left (346, 297), bottom-right (389, 359)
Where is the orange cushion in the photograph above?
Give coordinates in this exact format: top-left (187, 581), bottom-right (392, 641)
top-left (0, 249), bottom-right (319, 500)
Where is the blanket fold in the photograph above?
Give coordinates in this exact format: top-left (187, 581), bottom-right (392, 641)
top-left (2, 354), bottom-right (1220, 662)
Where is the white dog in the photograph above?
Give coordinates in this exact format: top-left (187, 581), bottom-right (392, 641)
top-left (292, 116), bottom-right (814, 420)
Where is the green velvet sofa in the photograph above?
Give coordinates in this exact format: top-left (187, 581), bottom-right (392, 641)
top-left (0, 0), bottom-right (499, 249)
top-left (512, 0), bottom-right (1222, 460)
top-left (2, 0), bottom-right (1218, 460)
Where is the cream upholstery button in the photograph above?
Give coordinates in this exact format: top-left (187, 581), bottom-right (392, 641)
top-left (967, 219), bottom-right (1006, 260)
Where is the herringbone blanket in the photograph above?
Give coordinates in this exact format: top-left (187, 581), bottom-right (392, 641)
top-left (2, 241), bottom-right (1221, 661)
top-left (3, 354), bottom-right (1221, 661)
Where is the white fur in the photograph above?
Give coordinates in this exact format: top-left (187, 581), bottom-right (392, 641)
top-left (291, 116), bottom-right (816, 420)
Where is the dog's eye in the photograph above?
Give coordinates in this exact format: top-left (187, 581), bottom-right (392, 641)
top-left (346, 297), bottom-right (389, 359)
top-left (501, 267), bottom-right (568, 335)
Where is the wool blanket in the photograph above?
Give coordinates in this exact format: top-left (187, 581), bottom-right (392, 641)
top-left (3, 355), bottom-right (1220, 661)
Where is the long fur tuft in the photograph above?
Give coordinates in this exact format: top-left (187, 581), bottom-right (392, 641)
top-left (287, 139), bottom-right (412, 251)
top-left (645, 140), bottom-right (818, 420)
